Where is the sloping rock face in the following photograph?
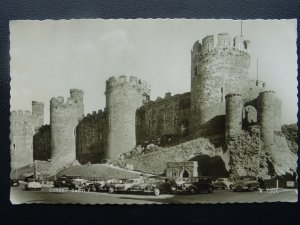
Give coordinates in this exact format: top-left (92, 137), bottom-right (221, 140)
top-left (113, 138), bottom-right (222, 175)
top-left (282, 123), bottom-right (298, 154)
top-left (269, 132), bottom-right (297, 176)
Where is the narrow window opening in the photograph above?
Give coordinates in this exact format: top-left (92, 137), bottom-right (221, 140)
top-left (221, 87), bottom-right (224, 102)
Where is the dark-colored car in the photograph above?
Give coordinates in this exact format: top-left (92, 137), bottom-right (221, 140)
top-left (104, 179), bottom-right (128, 193)
top-left (54, 176), bottom-right (76, 189)
top-left (232, 176), bottom-right (260, 192)
top-left (84, 183), bottom-right (102, 192)
top-left (11, 179), bottom-right (19, 187)
top-left (130, 176), bottom-right (177, 196)
top-left (176, 177), bottom-right (214, 194)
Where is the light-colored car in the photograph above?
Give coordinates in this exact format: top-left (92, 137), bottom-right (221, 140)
top-left (109, 178), bottom-right (143, 193)
top-left (25, 181), bottom-right (42, 191)
top-left (213, 178), bottom-right (233, 189)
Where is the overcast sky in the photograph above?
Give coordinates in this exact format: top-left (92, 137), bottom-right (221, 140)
top-left (10, 19), bottom-right (297, 124)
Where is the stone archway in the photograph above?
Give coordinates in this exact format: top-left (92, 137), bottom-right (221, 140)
top-left (242, 105), bottom-right (257, 128)
top-left (189, 154), bottom-right (228, 179)
top-left (181, 169), bottom-right (190, 179)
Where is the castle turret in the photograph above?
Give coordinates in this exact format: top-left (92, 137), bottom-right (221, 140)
top-left (191, 33), bottom-right (250, 133)
top-left (225, 94), bottom-right (243, 144)
top-left (32, 101), bottom-right (44, 132)
top-left (10, 110), bottom-right (34, 170)
top-left (50, 89), bottom-right (84, 169)
top-left (258, 91), bottom-right (275, 147)
top-left (105, 75), bottom-right (150, 159)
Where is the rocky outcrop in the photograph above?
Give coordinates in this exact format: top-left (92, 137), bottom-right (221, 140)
top-left (227, 130), bottom-right (262, 177)
top-left (113, 137), bottom-right (222, 175)
top-left (282, 123), bottom-right (298, 153)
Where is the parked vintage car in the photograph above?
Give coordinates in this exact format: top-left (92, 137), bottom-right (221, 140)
top-left (130, 176), bottom-right (177, 196)
top-left (213, 178), bottom-right (233, 189)
top-left (108, 178), bottom-right (144, 193)
top-left (24, 181), bottom-right (42, 191)
top-left (232, 176), bottom-right (260, 192)
top-left (176, 177), bottom-right (214, 194)
top-left (54, 176), bottom-right (76, 189)
top-left (11, 179), bottom-right (19, 187)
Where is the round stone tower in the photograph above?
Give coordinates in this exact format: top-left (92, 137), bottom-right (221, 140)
top-left (190, 33), bottom-right (251, 132)
top-left (258, 91), bottom-right (275, 147)
top-left (50, 89), bottom-right (84, 169)
top-left (225, 94), bottom-right (243, 143)
top-left (105, 75), bottom-right (150, 159)
top-left (32, 101), bottom-right (44, 133)
top-left (10, 110), bottom-right (34, 170)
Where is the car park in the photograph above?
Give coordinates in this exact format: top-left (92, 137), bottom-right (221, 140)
top-left (176, 176), bottom-right (214, 194)
top-left (24, 181), bottom-right (42, 191)
top-left (232, 176), bottom-right (260, 192)
top-left (213, 178), bottom-right (233, 189)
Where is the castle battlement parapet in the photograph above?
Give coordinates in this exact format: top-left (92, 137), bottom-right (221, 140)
top-left (106, 75), bottom-right (150, 95)
top-left (192, 33), bottom-right (250, 57)
top-left (11, 110), bottom-right (33, 118)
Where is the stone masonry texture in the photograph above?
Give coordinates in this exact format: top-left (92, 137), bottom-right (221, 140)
top-left (12, 32), bottom-right (296, 178)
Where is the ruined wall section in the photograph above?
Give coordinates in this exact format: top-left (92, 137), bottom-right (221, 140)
top-left (106, 76), bottom-right (150, 159)
top-left (136, 92), bottom-right (191, 145)
top-left (10, 110), bottom-right (34, 170)
top-left (191, 33), bottom-right (251, 133)
top-left (33, 125), bottom-right (51, 161)
top-left (76, 110), bottom-right (108, 164)
top-left (227, 130), bottom-right (262, 177)
top-left (50, 89), bottom-right (84, 169)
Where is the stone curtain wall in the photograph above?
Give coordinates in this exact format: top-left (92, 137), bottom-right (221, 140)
top-left (33, 125), bottom-right (51, 161)
top-left (136, 92), bottom-right (191, 145)
top-left (76, 111), bottom-right (107, 164)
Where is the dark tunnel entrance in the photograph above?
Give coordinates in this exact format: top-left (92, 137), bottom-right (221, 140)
top-left (189, 154), bottom-right (228, 179)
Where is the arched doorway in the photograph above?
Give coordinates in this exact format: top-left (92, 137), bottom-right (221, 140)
top-left (189, 155), bottom-right (228, 179)
top-left (243, 105), bottom-right (257, 129)
top-left (182, 169), bottom-right (190, 178)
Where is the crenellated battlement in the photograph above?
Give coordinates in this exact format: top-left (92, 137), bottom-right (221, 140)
top-left (50, 89), bottom-right (84, 109)
top-left (225, 93), bottom-right (242, 99)
top-left (192, 33), bottom-right (251, 56)
top-left (143, 92), bottom-right (190, 106)
top-left (106, 75), bottom-right (150, 95)
top-left (11, 110), bottom-right (33, 118)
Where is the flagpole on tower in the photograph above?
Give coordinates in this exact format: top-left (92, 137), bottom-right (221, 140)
top-left (241, 20), bottom-right (243, 36)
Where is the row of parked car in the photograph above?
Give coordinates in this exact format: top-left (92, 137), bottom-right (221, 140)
top-left (53, 175), bottom-right (261, 195)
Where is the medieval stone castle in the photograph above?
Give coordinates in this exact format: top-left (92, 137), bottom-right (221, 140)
top-left (11, 33), bottom-right (295, 178)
